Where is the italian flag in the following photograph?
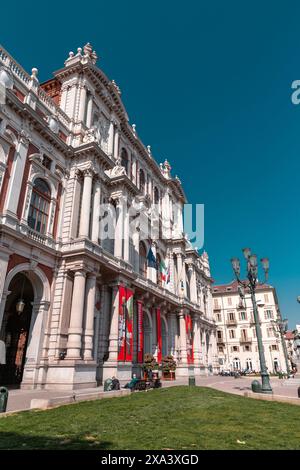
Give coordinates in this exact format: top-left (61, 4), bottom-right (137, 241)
top-left (160, 259), bottom-right (167, 282)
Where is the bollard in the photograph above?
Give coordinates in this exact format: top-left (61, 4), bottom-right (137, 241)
top-left (0, 387), bottom-right (8, 413)
top-left (188, 375), bottom-right (196, 386)
top-left (298, 387), bottom-right (300, 399)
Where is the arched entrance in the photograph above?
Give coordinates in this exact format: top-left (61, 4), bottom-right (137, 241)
top-left (0, 273), bottom-right (34, 386)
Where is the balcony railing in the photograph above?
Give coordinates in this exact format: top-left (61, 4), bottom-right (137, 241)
top-left (226, 319), bottom-right (237, 326)
top-left (240, 337), bottom-right (252, 344)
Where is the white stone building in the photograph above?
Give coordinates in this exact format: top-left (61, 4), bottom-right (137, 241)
top-left (212, 281), bottom-right (288, 373)
top-left (0, 43), bottom-right (218, 390)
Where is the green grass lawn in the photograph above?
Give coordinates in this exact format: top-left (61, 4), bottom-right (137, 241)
top-left (0, 386), bottom-right (300, 450)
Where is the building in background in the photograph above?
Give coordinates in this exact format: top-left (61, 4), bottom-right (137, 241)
top-left (212, 280), bottom-right (288, 373)
top-left (0, 43), bottom-right (218, 390)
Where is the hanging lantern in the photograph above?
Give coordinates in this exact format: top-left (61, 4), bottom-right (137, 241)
top-left (16, 299), bottom-right (25, 314)
top-left (16, 274), bottom-right (26, 314)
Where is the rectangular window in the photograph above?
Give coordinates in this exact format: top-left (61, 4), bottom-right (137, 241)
top-left (271, 345), bottom-right (278, 351)
top-left (241, 329), bottom-right (248, 341)
top-left (252, 328), bottom-right (256, 338)
top-left (267, 327), bottom-right (274, 338)
top-left (264, 310), bottom-right (273, 320)
top-left (239, 311), bottom-right (247, 321)
top-left (227, 297), bottom-right (232, 306)
top-left (229, 329), bottom-right (235, 339)
top-left (264, 294), bottom-right (269, 303)
top-left (217, 314), bottom-right (221, 322)
top-left (217, 330), bottom-right (222, 339)
top-left (231, 346), bottom-right (239, 352)
top-left (214, 299), bottom-right (219, 308)
top-left (228, 312), bottom-right (235, 321)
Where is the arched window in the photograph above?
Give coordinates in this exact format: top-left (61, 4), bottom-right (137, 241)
top-left (28, 178), bottom-right (51, 234)
top-left (139, 241), bottom-right (147, 277)
top-left (139, 169), bottom-right (145, 194)
top-left (120, 148), bottom-right (128, 174)
top-left (154, 186), bottom-right (159, 205)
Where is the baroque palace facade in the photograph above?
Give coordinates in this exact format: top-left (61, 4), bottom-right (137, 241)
top-left (0, 43), bottom-right (218, 390)
top-left (212, 281), bottom-right (288, 373)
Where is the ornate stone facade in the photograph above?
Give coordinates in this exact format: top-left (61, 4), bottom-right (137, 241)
top-left (0, 43), bottom-right (218, 389)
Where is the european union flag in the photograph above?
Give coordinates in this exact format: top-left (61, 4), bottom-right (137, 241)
top-left (147, 247), bottom-right (157, 268)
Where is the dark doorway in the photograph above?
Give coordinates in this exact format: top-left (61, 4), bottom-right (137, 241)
top-left (0, 273), bottom-right (34, 386)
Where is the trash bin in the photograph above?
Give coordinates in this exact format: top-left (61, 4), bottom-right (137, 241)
top-left (251, 380), bottom-right (262, 393)
top-left (188, 375), bottom-right (196, 386)
top-left (0, 387), bottom-right (8, 413)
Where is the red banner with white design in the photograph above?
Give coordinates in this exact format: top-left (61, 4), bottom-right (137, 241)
top-left (118, 286), bottom-right (134, 362)
top-left (137, 300), bottom-right (144, 363)
top-left (185, 313), bottom-right (194, 364)
top-left (156, 307), bottom-right (162, 363)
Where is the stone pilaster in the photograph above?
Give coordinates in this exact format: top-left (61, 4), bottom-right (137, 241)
top-left (66, 270), bottom-right (86, 358)
top-left (83, 273), bottom-right (97, 360)
top-left (91, 177), bottom-right (101, 244)
top-left (79, 168), bottom-right (93, 238)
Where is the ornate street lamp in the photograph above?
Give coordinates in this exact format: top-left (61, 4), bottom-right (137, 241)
top-left (231, 248), bottom-right (273, 394)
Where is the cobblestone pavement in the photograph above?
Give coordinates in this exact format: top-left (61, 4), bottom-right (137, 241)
top-left (3, 375), bottom-right (300, 412)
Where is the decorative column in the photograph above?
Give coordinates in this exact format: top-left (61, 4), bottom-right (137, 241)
top-left (106, 285), bottom-right (119, 363)
top-left (86, 92), bottom-right (94, 128)
top-left (5, 131), bottom-right (29, 216)
top-left (22, 300), bottom-right (51, 387)
top-left (83, 273), bottom-right (97, 360)
top-left (91, 176), bottom-right (101, 244)
top-left (193, 316), bottom-right (201, 372)
top-left (0, 250), bottom-right (10, 329)
top-left (114, 198), bottom-right (124, 258)
top-left (79, 168), bottom-right (93, 238)
top-left (78, 82), bottom-right (87, 123)
top-left (178, 310), bottom-right (188, 365)
top-left (189, 264), bottom-right (197, 303)
top-left (67, 270), bottom-right (86, 358)
top-left (123, 200), bottom-right (130, 262)
top-left (113, 124), bottom-right (120, 160)
top-left (107, 119), bottom-right (114, 157)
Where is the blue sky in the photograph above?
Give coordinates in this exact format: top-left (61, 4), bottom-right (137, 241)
top-left (2, 1), bottom-right (300, 327)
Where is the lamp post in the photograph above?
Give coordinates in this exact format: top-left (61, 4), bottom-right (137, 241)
top-left (231, 248), bottom-right (273, 394)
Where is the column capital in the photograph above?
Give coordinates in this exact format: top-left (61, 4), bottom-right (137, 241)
top-left (83, 167), bottom-right (95, 178)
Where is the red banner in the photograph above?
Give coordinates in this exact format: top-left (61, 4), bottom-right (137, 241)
top-left (185, 314), bottom-right (194, 364)
top-left (137, 300), bottom-right (144, 363)
top-left (117, 286), bottom-right (134, 362)
top-left (156, 307), bottom-right (162, 363)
